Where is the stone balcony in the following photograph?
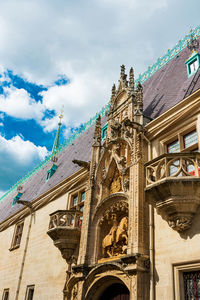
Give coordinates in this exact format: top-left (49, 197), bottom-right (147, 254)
top-left (145, 152), bottom-right (200, 232)
top-left (47, 210), bottom-right (82, 263)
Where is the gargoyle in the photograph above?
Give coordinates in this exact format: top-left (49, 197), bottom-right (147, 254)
top-left (72, 160), bottom-right (90, 170)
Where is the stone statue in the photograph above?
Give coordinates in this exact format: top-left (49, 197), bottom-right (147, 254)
top-left (102, 216), bottom-right (128, 258)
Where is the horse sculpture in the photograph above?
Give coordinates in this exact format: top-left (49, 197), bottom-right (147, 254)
top-left (102, 216), bottom-right (128, 258)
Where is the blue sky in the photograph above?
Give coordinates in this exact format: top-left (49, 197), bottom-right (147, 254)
top-left (0, 0), bottom-right (200, 196)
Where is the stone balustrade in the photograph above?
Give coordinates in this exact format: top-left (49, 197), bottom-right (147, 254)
top-left (146, 152), bottom-right (200, 187)
top-left (48, 209), bottom-right (82, 230)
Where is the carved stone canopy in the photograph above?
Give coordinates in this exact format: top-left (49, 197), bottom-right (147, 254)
top-left (96, 139), bottom-right (131, 201)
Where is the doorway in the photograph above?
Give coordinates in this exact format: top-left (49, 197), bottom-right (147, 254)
top-left (99, 282), bottom-right (130, 300)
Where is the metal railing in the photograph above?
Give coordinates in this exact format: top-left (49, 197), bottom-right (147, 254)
top-left (145, 152), bottom-right (200, 187)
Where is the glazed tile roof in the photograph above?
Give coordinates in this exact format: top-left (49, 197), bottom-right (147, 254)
top-left (1, 35), bottom-right (200, 224)
top-left (143, 45), bottom-right (200, 119)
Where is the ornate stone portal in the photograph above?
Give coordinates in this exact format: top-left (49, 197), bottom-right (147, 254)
top-left (55, 66), bottom-right (150, 300)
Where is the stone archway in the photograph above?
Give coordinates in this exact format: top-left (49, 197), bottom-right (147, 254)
top-left (85, 275), bottom-right (130, 300)
top-left (99, 282), bottom-right (130, 300)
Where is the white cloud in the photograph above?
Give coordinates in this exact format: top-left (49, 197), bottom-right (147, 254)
top-left (40, 68), bottom-right (110, 131)
top-left (0, 134), bottom-right (49, 190)
top-left (0, 122), bottom-right (3, 127)
top-left (0, 86), bottom-right (45, 120)
top-left (0, 0), bottom-right (198, 134)
top-left (0, 134), bottom-right (48, 164)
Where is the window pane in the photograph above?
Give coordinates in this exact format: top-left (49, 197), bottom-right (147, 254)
top-left (194, 59), bottom-right (199, 71)
top-left (184, 130), bottom-right (198, 148)
top-left (189, 59), bottom-right (198, 73)
top-left (167, 140), bottom-right (180, 153)
top-left (3, 290), bottom-right (9, 300)
top-left (183, 271), bottom-right (200, 300)
top-left (80, 205), bottom-right (84, 212)
top-left (28, 288), bottom-right (34, 300)
top-left (73, 195), bottom-right (78, 206)
top-left (102, 128), bottom-right (108, 139)
top-left (169, 159), bottom-right (180, 176)
top-left (81, 191), bottom-right (85, 202)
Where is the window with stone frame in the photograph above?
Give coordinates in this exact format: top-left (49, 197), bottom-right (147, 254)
top-left (173, 262), bottom-right (200, 300)
top-left (70, 190), bottom-right (85, 223)
top-left (71, 190), bottom-right (85, 209)
top-left (10, 221), bottom-right (24, 251)
top-left (166, 128), bottom-right (199, 176)
top-left (183, 270), bottom-right (200, 299)
top-left (166, 129), bottom-right (198, 153)
top-left (2, 289), bottom-right (9, 300)
top-left (25, 285), bottom-right (34, 300)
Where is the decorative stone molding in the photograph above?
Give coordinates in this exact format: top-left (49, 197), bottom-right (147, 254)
top-left (99, 200), bottom-right (128, 226)
top-left (145, 153), bottom-right (200, 232)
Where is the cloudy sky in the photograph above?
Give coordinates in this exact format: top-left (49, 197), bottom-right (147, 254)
top-left (0, 0), bottom-right (200, 196)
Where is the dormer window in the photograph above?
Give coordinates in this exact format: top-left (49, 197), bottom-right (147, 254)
top-left (186, 51), bottom-right (200, 77)
top-left (12, 192), bottom-right (23, 206)
top-left (46, 164), bottom-right (58, 181)
top-left (189, 59), bottom-right (198, 74)
top-left (102, 123), bottom-right (108, 140)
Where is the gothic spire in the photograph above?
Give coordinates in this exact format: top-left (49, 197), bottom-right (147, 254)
top-left (51, 111), bottom-right (64, 162)
top-left (134, 82), bottom-right (144, 124)
top-left (110, 83), bottom-right (116, 109)
top-left (118, 65), bottom-right (128, 90)
top-left (136, 81), bottom-right (143, 105)
top-left (129, 67), bottom-right (134, 89)
top-left (93, 115), bottom-right (101, 146)
top-left (120, 64), bottom-right (126, 79)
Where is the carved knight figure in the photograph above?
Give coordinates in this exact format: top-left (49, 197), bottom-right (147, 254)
top-left (102, 215), bottom-right (128, 258)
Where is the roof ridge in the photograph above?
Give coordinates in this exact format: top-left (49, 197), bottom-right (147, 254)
top-left (135, 25), bottom-right (200, 85)
top-left (1, 25), bottom-right (200, 203)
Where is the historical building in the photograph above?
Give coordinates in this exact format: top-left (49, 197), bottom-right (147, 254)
top-left (1, 27), bottom-right (200, 300)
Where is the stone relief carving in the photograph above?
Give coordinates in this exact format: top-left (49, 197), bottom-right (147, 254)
top-left (168, 217), bottom-right (192, 232)
top-left (111, 121), bottom-right (122, 139)
top-left (72, 283), bottom-right (78, 300)
top-left (109, 169), bottom-right (122, 194)
top-left (102, 214), bottom-right (128, 258)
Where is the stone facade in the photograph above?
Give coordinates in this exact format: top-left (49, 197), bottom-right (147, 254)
top-left (1, 51), bottom-right (200, 299)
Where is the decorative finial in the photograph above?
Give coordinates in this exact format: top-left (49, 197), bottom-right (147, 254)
top-left (136, 82), bottom-right (143, 103)
top-left (120, 65), bottom-right (125, 78)
top-left (129, 67), bottom-right (134, 89)
top-left (58, 106), bottom-right (64, 125)
top-left (51, 109), bottom-right (64, 162)
top-left (187, 29), bottom-right (199, 52)
top-left (134, 82), bottom-right (143, 124)
top-left (111, 84), bottom-right (116, 97)
top-left (17, 185), bottom-right (23, 192)
top-left (118, 65), bottom-right (127, 90)
top-left (110, 83), bottom-right (116, 105)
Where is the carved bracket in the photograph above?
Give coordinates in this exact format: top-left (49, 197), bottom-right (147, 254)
top-left (145, 153), bottom-right (200, 232)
